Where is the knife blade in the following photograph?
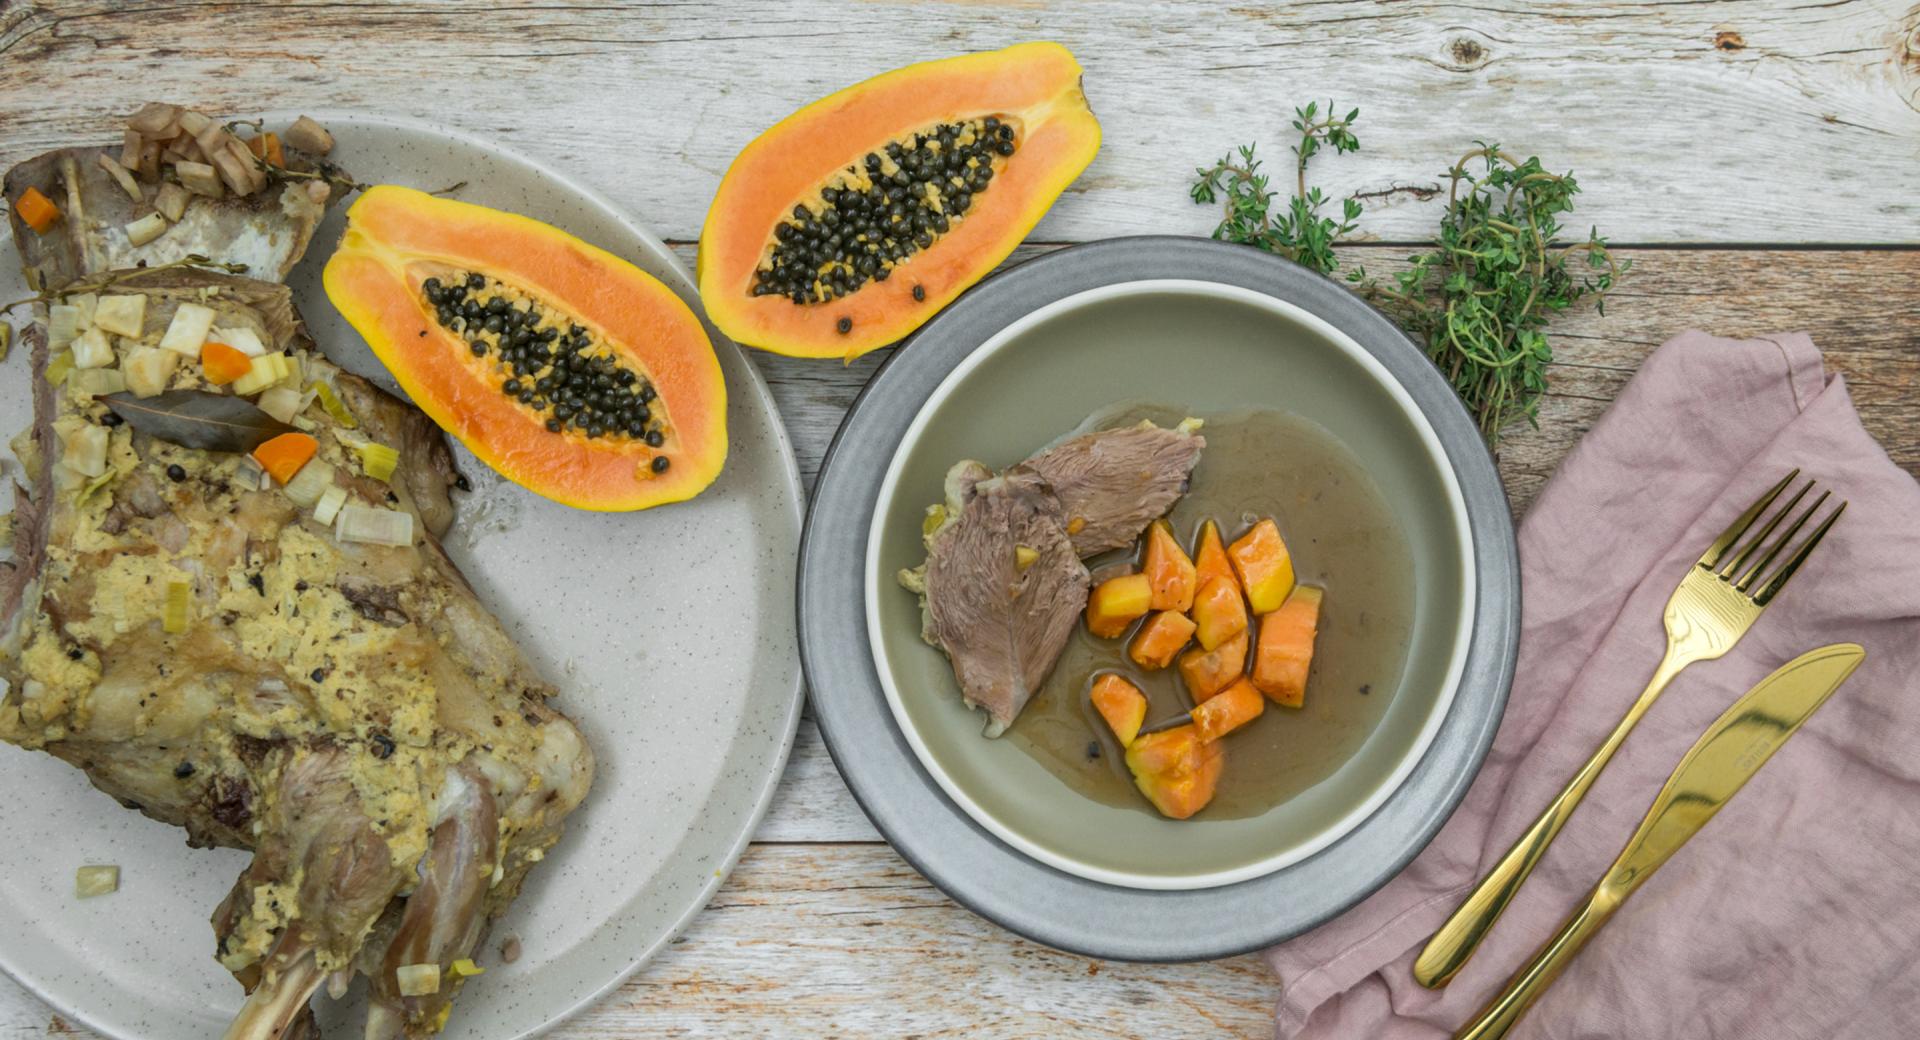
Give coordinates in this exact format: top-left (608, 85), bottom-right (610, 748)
top-left (1453, 642), bottom-right (1865, 1040)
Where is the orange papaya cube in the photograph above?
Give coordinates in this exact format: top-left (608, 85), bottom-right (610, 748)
top-left (1193, 519), bottom-right (1236, 590)
top-left (1143, 519), bottom-right (1197, 612)
top-left (1125, 723), bottom-right (1224, 820)
top-left (1190, 573), bottom-right (1248, 651)
top-left (1253, 585), bottom-right (1323, 707)
top-left (1086, 572), bottom-right (1152, 638)
top-left (1178, 628), bottom-right (1249, 703)
top-left (1192, 677), bottom-right (1265, 742)
top-left (1229, 518), bottom-right (1296, 614)
top-left (1089, 674), bottom-right (1148, 747)
top-left (1128, 610), bottom-right (1196, 671)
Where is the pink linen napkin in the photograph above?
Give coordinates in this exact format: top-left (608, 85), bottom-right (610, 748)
top-left (1268, 330), bottom-right (1920, 1039)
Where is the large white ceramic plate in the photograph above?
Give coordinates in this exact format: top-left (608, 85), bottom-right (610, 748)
top-left (0, 113), bottom-right (804, 1039)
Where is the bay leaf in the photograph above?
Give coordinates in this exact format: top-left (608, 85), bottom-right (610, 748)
top-left (99, 390), bottom-right (293, 453)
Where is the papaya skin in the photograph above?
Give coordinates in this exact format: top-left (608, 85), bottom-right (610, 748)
top-left (324, 186), bottom-right (727, 512)
top-left (698, 42), bottom-right (1102, 360)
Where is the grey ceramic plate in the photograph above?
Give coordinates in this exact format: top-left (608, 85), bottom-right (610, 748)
top-left (801, 237), bottom-right (1517, 959)
top-left (0, 114), bottom-right (805, 1039)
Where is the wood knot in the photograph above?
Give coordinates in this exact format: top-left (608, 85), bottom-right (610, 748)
top-left (1449, 35), bottom-right (1487, 68)
top-left (1713, 30), bottom-right (1745, 52)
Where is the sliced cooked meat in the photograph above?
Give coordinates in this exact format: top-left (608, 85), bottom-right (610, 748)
top-left (1022, 420), bottom-right (1205, 556)
top-left (921, 468), bottom-right (1090, 737)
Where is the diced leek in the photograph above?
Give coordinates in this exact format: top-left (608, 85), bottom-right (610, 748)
top-left (76, 470), bottom-right (117, 507)
top-left (448, 958), bottom-right (485, 978)
top-left (69, 367), bottom-right (127, 397)
top-left (395, 963), bottom-right (440, 997)
top-left (334, 504), bottom-right (414, 547)
top-left (48, 304), bottom-right (81, 350)
top-left (92, 294), bottom-right (147, 338)
top-left (256, 386), bottom-right (307, 424)
top-left (75, 864), bottom-right (120, 898)
top-left (44, 349), bottom-right (76, 387)
top-left (312, 486), bottom-right (348, 526)
top-left (162, 579), bottom-right (191, 633)
top-left (229, 353), bottom-right (291, 396)
top-left (357, 442), bottom-right (398, 482)
top-left (158, 301), bottom-right (217, 355)
top-left (310, 381), bottom-right (357, 428)
top-left (125, 212), bottom-right (169, 247)
top-left (70, 326), bottom-right (115, 369)
top-left (69, 292), bottom-right (98, 328)
top-left (212, 325), bottom-right (267, 357)
top-left (63, 424), bottom-right (109, 478)
top-left (123, 347), bottom-right (179, 398)
top-left (283, 459), bottom-right (335, 509)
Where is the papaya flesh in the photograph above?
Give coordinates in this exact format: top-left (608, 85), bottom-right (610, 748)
top-left (698, 42), bottom-right (1101, 360)
top-left (324, 186), bottom-right (727, 511)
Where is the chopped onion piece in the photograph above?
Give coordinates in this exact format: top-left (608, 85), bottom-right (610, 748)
top-left (92, 295), bottom-right (147, 338)
top-left (335, 504), bottom-right (414, 547)
top-left (75, 865), bottom-right (120, 898)
top-left (312, 486), bottom-right (348, 526)
top-left (123, 347), bottom-right (180, 398)
top-left (63, 424), bottom-right (109, 478)
top-left (96, 153), bottom-right (143, 202)
top-left (212, 325), bottom-right (268, 357)
top-left (256, 386), bottom-right (306, 424)
top-left (70, 326), bottom-right (114, 369)
top-left (159, 302), bottom-right (218, 355)
top-left (283, 459), bottom-right (335, 509)
top-left (69, 293), bottom-right (98, 328)
top-left (154, 181), bottom-right (190, 222)
top-left (48, 304), bottom-right (82, 350)
top-left (395, 963), bottom-right (440, 997)
top-left (357, 442), bottom-right (398, 482)
top-left (69, 368), bottom-right (127, 397)
top-left (163, 579), bottom-right (191, 633)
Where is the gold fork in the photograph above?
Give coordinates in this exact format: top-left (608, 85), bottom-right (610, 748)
top-left (1412, 470), bottom-right (1845, 989)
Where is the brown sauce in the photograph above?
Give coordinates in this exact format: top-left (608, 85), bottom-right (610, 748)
top-left (1004, 404), bottom-right (1416, 819)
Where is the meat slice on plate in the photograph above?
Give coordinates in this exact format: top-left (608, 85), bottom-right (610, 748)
top-left (912, 464), bottom-right (1089, 737)
top-left (1023, 419), bottom-right (1205, 556)
top-left (0, 267), bottom-right (593, 1040)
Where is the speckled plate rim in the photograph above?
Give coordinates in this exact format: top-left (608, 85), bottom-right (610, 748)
top-left (862, 278), bottom-right (1477, 891)
top-left (0, 110), bottom-right (807, 1039)
top-left (800, 236), bottom-right (1518, 961)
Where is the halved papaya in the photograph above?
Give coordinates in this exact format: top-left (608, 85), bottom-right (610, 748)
top-left (698, 42), bottom-right (1101, 360)
top-left (324, 186), bottom-right (727, 511)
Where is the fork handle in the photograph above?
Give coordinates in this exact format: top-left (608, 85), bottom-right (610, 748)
top-left (1451, 889), bottom-right (1621, 1040)
top-left (1411, 653), bottom-right (1686, 989)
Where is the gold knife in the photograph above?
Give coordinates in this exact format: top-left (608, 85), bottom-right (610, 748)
top-left (1453, 642), bottom-right (1865, 1040)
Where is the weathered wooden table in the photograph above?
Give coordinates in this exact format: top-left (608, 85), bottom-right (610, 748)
top-left (2, 1), bottom-right (1916, 1036)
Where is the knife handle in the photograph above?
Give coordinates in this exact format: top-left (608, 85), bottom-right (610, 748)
top-left (1452, 889), bottom-right (1621, 1040)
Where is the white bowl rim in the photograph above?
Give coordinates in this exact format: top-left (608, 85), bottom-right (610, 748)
top-left (863, 277), bottom-right (1477, 891)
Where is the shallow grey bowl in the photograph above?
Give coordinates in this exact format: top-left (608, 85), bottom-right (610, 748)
top-left (800, 237), bottom-right (1517, 959)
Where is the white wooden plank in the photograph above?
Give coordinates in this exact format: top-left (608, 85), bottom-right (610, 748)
top-left (1, 2), bottom-right (1915, 246)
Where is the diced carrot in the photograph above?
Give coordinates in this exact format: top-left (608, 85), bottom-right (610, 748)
top-left (1125, 723), bottom-right (1223, 820)
top-left (1086, 572), bottom-right (1152, 638)
top-left (1192, 677), bottom-right (1265, 741)
top-left (245, 132), bottom-right (285, 168)
top-left (1143, 519), bottom-right (1197, 612)
top-left (13, 186), bottom-right (61, 234)
top-left (200, 341), bottom-right (254, 385)
top-left (252, 431), bottom-right (318, 485)
top-left (1190, 573), bottom-right (1248, 651)
top-left (1253, 585), bottom-right (1323, 707)
top-left (1178, 628), bottom-right (1248, 703)
top-left (1193, 519), bottom-right (1236, 590)
top-left (1090, 674), bottom-right (1147, 747)
top-left (1128, 610), bottom-right (1196, 671)
top-left (1229, 518), bottom-right (1296, 614)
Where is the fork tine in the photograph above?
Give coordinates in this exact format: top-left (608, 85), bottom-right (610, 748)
top-left (1752, 501), bottom-right (1845, 605)
top-left (1699, 469), bottom-right (1799, 569)
top-left (1734, 488), bottom-right (1827, 590)
top-left (1720, 479), bottom-right (1812, 581)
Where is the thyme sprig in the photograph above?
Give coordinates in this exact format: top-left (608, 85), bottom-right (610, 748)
top-left (1190, 106), bottom-right (1626, 446)
top-left (0, 255), bottom-right (251, 317)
